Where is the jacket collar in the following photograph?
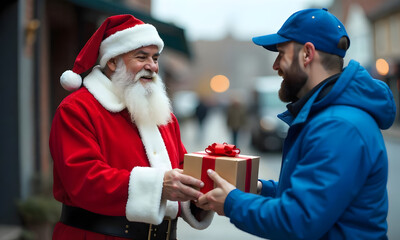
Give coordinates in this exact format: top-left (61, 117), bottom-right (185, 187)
top-left (287, 73), bottom-right (341, 118)
top-left (278, 88), bottom-right (323, 127)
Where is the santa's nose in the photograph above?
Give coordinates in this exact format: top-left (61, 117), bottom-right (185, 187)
top-left (144, 60), bottom-right (158, 73)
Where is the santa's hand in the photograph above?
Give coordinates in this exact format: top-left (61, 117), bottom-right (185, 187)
top-left (196, 169), bottom-right (235, 216)
top-left (162, 169), bottom-right (204, 202)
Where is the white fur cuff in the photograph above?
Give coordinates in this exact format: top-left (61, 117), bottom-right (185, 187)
top-left (126, 167), bottom-right (166, 224)
top-left (180, 201), bottom-right (214, 230)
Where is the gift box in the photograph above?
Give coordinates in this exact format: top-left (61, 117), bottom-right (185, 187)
top-left (183, 143), bottom-right (260, 194)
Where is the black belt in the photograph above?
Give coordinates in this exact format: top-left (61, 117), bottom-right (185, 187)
top-left (60, 204), bottom-right (177, 240)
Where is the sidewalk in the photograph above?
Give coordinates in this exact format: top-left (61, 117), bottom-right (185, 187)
top-left (0, 225), bottom-right (22, 240)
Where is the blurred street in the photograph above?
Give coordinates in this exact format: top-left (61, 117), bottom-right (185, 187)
top-left (177, 107), bottom-right (400, 240)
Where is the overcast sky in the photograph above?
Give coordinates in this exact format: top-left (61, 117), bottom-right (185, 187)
top-left (152, 0), bottom-right (334, 41)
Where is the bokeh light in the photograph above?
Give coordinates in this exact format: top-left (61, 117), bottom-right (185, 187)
top-left (376, 58), bottom-right (389, 76)
top-left (210, 75), bottom-right (230, 93)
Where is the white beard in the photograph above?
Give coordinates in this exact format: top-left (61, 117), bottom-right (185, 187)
top-left (111, 60), bottom-right (172, 126)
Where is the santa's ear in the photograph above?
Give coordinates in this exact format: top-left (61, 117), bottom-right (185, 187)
top-left (107, 57), bottom-right (118, 72)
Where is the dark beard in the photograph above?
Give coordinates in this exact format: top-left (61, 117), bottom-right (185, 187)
top-left (278, 54), bottom-right (308, 103)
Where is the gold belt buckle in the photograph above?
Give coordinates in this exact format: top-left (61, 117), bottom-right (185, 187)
top-left (148, 223), bottom-right (153, 240)
top-left (147, 218), bottom-right (172, 240)
top-left (165, 217), bottom-right (172, 240)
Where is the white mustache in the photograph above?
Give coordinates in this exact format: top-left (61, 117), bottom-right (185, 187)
top-left (134, 70), bottom-right (156, 83)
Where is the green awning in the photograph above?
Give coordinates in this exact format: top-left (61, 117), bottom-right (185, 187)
top-left (67, 0), bottom-right (191, 58)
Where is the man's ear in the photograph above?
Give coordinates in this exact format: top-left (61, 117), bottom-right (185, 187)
top-left (106, 57), bottom-right (118, 72)
top-left (303, 42), bottom-right (315, 67)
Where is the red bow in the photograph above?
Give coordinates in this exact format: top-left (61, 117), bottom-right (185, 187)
top-left (205, 142), bottom-right (241, 157)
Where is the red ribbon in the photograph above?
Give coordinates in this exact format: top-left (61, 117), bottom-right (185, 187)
top-left (200, 155), bottom-right (216, 193)
top-left (245, 158), bottom-right (252, 192)
top-left (196, 143), bottom-right (252, 193)
top-left (205, 142), bottom-right (241, 157)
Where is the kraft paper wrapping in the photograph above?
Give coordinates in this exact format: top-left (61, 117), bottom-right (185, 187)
top-left (183, 152), bottom-right (260, 194)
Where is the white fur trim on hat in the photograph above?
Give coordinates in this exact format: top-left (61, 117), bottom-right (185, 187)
top-left (99, 24), bottom-right (164, 67)
top-left (181, 201), bottom-right (214, 230)
top-left (60, 70), bottom-right (82, 91)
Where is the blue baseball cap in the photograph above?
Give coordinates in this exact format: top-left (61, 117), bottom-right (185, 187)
top-left (252, 8), bottom-right (350, 58)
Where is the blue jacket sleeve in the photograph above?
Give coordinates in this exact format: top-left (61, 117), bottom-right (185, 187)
top-left (223, 119), bottom-right (373, 239)
top-left (259, 179), bottom-right (278, 197)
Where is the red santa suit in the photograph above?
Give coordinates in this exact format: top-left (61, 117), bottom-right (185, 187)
top-left (50, 66), bottom-right (213, 239)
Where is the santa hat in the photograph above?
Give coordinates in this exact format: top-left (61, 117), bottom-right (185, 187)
top-left (60, 14), bottom-right (164, 91)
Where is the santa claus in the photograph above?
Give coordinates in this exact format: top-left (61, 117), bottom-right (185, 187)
top-left (50, 14), bottom-right (213, 240)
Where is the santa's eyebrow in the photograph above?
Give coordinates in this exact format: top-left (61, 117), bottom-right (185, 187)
top-left (135, 50), bottom-right (160, 57)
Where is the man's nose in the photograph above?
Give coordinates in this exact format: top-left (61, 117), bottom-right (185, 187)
top-left (272, 57), bottom-right (279, 71)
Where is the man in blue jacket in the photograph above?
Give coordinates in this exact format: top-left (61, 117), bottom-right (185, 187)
top-left (196, 8), bottom-right (396, 239)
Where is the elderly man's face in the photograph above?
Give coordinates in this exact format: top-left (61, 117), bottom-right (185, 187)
top-left (110, 45), bottom-right (171, 126)
top-left (119, 45), bottom-right (160, 85)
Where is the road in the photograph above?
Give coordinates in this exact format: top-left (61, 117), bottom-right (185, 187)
top-left (385, 134), bottom-right (400, 240)
top-left (177, 108), bottom-right (400, 240)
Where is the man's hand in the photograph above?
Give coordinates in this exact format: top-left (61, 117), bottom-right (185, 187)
top-left (196, 169), bottom-right (235, 216)
top-left (162, 169), bottom-right (204, 202)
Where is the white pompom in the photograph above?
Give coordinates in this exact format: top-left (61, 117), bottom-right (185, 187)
top-left (60, 70), bottom-right (82, 91)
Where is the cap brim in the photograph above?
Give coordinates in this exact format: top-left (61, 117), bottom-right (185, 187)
top-left (252, 34), bottom-right (290, 52)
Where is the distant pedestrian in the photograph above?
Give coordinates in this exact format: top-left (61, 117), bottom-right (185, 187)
top-left (226, 97), bottom-right (247, 146)
top-left (195, 98), bottom-right (209, 133)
